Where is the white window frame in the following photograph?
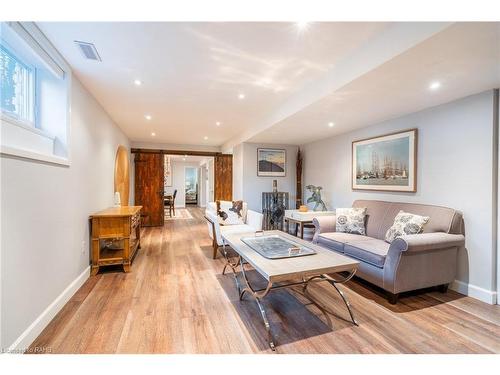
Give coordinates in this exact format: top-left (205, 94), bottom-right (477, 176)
top-left (0, 22), bottom-right (72, 167)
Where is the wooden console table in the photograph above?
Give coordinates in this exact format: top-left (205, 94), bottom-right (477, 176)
top-left (89, 206), bottom-right (142, 275)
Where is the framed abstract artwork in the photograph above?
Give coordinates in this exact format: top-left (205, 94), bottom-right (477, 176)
top-left (257, 148), bottom-right (286, 177)
top-left (352, 129), bottom-right (417, 192)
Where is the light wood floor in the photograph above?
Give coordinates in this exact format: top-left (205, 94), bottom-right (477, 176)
top-left (30, 207), bottom-right (500, 354)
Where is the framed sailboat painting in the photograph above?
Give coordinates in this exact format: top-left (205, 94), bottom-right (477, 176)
top-left (352, 129), bottom-right (417, 192)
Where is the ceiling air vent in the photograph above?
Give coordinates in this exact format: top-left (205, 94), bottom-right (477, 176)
top-left (74, 40), bottom-right (102, 61)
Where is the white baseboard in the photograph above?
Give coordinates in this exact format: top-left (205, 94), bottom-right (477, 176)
top-left (7, 266), bottom-right (90, 353)
top-left (450, 279), bottom-right (497, 305)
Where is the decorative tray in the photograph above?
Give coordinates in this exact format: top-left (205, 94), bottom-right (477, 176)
top-left (241, 234), bottom-right (316, 259)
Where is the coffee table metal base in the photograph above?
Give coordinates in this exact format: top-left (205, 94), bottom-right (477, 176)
top-left (220, 244), bottom-right (358, 351)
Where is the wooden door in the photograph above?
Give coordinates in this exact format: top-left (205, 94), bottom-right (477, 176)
top-left (214, 154), bottom-right (233, 201)
top-left (134, 152), bottom-right (164, 226)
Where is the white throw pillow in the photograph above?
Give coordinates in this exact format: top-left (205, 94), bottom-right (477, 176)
top-left (336, 207), bottom-right (367, 235)
top-left (217, 200), bottom-right (245, 225)
top-left (385, 210), bottom-right (430, 243)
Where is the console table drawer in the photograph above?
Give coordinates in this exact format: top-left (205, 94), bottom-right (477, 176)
top-left (92, 216), bottom-right (129, 237)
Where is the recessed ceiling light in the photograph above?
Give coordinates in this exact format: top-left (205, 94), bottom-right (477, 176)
top-left (134, 79), bottom-right (142, 86)
top-left (429, 81), bottom-right (441, 90)
top-left (204, 136), bottom-right (208, 140)
top-left (184, 154), bottom-right (188, 158)
top-left (216, 121), bottom-right (221, 126)
top-left (238, 93), bottom-right (245, 100)
top-left (328, 122), bottom-right (335, 128)
top-left (182, 158), bottom-right (186, 161)
top-left (151, 132), bottom-right (156, 137)
top-left (145, 115), bottom-right (152, 120)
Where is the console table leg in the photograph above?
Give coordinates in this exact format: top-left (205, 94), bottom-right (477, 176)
top-left (91, 266), bottom-right (99, 276)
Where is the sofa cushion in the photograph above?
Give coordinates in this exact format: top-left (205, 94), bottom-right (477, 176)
top-left (335, 207), bottom-right (367, 235)
top-left (384, 210), bottom-right (430, 243)
top-left (316, 232), bottom-right (371, 253)
top-left (344, 238), bottom-right (390, 268)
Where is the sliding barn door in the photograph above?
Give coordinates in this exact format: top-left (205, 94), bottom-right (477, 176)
top-left (214, 154), bottom-right (233, 201)
top-left (134, 152), bottom-right (164, 226)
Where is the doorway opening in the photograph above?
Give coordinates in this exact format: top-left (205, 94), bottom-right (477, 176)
top-left (185, 167), bottom-right (198, 205)
top-left (164, 154), bottom-right (214, 219)
top-left (133, 148), bottom-right (231, 227)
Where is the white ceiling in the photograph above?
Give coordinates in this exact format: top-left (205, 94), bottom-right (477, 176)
top-left (250, 22), bottom-right (500, 144)
top-left (37, 22), bottom-right (500, 149)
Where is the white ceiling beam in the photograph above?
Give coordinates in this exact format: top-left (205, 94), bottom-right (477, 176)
top-left (221, 22), bottom-right (453, 152)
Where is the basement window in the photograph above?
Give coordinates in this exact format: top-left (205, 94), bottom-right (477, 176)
top-left (1, 45), bottom-right (35, 126)
top-left (0, 22), bottom-right (71, 166)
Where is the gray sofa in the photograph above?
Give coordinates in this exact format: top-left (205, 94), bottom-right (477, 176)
top-left (312, 200), bottom-right (465, 303)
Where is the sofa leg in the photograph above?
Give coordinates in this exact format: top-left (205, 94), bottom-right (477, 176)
top-left (438, 284), bottom-right (449, 293)
top-left (387, 292), bottom-right (399, 304)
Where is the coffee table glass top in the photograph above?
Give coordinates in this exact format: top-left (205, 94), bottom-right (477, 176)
top-left (241, 234), bottom-right (316, 259)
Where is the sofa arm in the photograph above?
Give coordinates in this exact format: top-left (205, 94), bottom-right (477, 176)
top-left (312, 215), bottom-right (336, 243)
top-left (390, 232), bottom-right (465, 253)
top-left (383, 232), bottom-right (463, 294)
top-left (312, 215), bottom-right (336, 234)
top-left (246, 210), bottom-right (263, 231)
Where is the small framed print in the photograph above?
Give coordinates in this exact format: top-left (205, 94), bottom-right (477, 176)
top-left (257, 148), bottom-right (286, 177)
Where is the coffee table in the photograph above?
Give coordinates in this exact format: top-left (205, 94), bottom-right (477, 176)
top-left (221, 230), bottom-right (359, 350)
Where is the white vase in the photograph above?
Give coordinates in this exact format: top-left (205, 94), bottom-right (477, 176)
top-left (114, 191), bottom-right (121, 207)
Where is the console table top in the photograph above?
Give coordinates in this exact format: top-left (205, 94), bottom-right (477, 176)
top-left (284, 209), bottom-right (335, 222)
top-left (90, 206), bottom-right (142, 218)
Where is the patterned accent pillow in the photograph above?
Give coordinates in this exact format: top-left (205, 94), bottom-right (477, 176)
top-left (385, 210), bottom-right (430, 243)
top-left (336, 207), bottom-right (367, 235)
top-left (216, 200), bottom-right (245, 225)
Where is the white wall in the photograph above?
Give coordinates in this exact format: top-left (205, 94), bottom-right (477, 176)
top-left (232, 143), bottom-right (244, 201)
top-left (199, 162), bottom-right (208, 208)
top-left (165, 161), bottom-right (201, 208)
top-left (302, 90), bottom-right (497, 303)
top-left (235, 143), bottom-right (298, 212)
top-left (207, 158), bottom-right (214, 203)
top-left (496, 89), bottom-right (500, 304)
top-left (0, 77), bottom-right (132, 349)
